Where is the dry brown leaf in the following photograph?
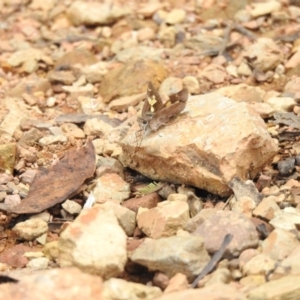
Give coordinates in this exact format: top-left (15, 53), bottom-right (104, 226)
top-left (0, 141), bottom-right (95, 214)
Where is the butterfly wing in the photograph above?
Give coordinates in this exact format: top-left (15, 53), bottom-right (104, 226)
top-left (148, 88), bottom-right (188, 131)
top-left (148, 101), bottom-right (186, 131)
top-left (168, 88), bottom-right (189, 104)
top-left (142, 82), bottom-right (164, 115)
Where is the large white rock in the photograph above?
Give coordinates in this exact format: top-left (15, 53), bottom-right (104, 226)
top-left (58, 205), bottom-right (127, 279)
top-left (121, 93), bottom-right (278, 196)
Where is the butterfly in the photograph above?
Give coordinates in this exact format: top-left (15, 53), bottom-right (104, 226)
top-left (137, 82), bottom-right (188, 144)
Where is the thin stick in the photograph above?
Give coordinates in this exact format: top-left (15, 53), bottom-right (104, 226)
top-left (191, 234), bottom-right (233, 288)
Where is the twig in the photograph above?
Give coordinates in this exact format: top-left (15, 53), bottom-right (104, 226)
top-left (191, 234), bottom-right (233, 288)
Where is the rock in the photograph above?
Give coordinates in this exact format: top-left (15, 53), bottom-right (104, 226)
top-left (62, 200), bottom-right (82, 215)
top-left (249, 102), bottom-right (275, 118)
top-left (0, 268), bottom-right (103, 300)
top-left (273, 245), bottom-right (300, 277)
top-left (277, 158), bottom-right (295, 176)
top-left (247, 275), bottom-right (300, 300)
top-left (250, 0), bottom-right (281, 17)
top-left (98, 202), bottom-right (136, 236)
top-left (165, 9), bottom-right (186, 24)
top-left (123, 193), bottom-right (160, 213)
top-left (115, 46), bottom-right (165, 63)
top-left (159, 77), bottom-right (183, 98)
top-left (239, 249), bottom-right (260, 269)
top-left (36, 233), bottom-right (47, 245)
top-left (54, 49), bottom-right (97, 69)
top-left (158, 25), bottom-right (176, 48)
top-left (231, 196), bottom-right (256, 218)
top-left (261, 228), bottom-right (300, 261)
top-left (121, 93), bottom-right (278, 196)
top-left (109, 93), bottom-right (145, 112)
top-left (7, 48), bottom-right (52, 73)
top-left (265, 96), bottom-right (296, 112)
top-left (67, 1), bottom-right (130, 26)
top-left (0, 173), bottom-right (13, 184)
top-left (43, 241), bottom-right (59, 261)
top-left (204, 268), bottom-right (231, 285)
top-left (0, 244), bottom-right (40, 268)
top-left (269, 207), bottom-right (300, 231)
top-left (4, 194), bottom-right (21, 209)
top-left (182, 76), bottom-right (200, 94)
top-left (81, 62), bottom-right (108, 83)
top-left (13, 219), bottom-right (48, 241)
top-left (137, 199), bottom-right (190, 238)
top-left (93, 139), bottom-right (105, 155)
top-left (0, 143), bottom-right (16, 174)
top-left (284, 77), bottom-right (300, 94)
top-left (285, 49), bottom-right (300, 69)
top-left (252, 197), bottom-right (281, 220)
top-left (130, 235), bottom-right (210, 280)
top-left (60, 123), bottom-right (85, 139)
top-left (201, 64), bottom-right (227, 84)
top-left (92, 173), bottom-right (130, 204)
top-left (102, 278), bottom-right (162, 300)
top-left (164, 273), bottom-right (189, 293)
top-left (30, 0), bottom-right (56, 11)
top-left (216, 83), bottom-right (266, 103)
top-left (48, 70), bottom-right (76, 85)
top-left (46, 96), bottom-right (56, 108)
top-left (83, 118), bottom-right (114, 136)
top-left (39, 135), bottom-right (67, 146)
top-left (0, 97), bottom-right (31, 136)
top-left (26, 257), bottom-right (49, 270)
top-left (62, 84), bottom-right (94, 100)
top-left (19, 169), bottom-right (37, 184)
top-left (18, 128), bottom-right (44, 147)
top-left (193, 211), bottom-right (259, 257)
top-left (237, 62), bottom-right (252, 76)
top-left (99, 60), bottom-right (168, 103)
top-left (58, 205), bottom-right (127, 279)
top-left (137, 27), bottom-right (156, 42)
top-left (156, 283), bottom-right (246, 300)
top-left (184, 208), bottom-right (217, 233)
top-left (95, 156), bottom-right (124, 178)
top-left (242, 253), bottom-right (276, 276)
top-left (243, 38), bottom-right (282, 72)
top-left (8, 77), bottom-right (51, 98)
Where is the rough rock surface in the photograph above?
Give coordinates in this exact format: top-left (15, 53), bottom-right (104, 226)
top-left (58, 205), bottom-right (127, 279)
top-left (193, 210), bottom-right (259, 257)
top-left (130, 235), bottom-right (210, 280)
top-left (0, 268), bottom-right (103, 300)
top-left (102, 278), bottom-right (162, 300)
top-left (137, 199), bottom-right (190, 238)
top-left (121, 93), bottom-right (278, 196)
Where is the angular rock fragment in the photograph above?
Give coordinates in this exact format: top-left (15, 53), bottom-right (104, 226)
top-left (130, 235), bottom-right (210, 280)
top-left (121, 93), bottom-right (278, 196)
top-left (58, 205), bottom-right (127, 279)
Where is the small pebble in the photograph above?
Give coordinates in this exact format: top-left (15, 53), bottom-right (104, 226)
top-left (277, 158), bottom-right (295, 176)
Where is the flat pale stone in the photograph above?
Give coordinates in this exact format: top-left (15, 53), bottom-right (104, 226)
top-left (13, 219), bottom-right (48, 241)
top-left (58, 205), bottom-right (127, 279)
top-left (137, 200), bottom-right (190, 238)
top-left (0, 268), bottom-right (103, 300)
top-left (261, 228), bottom-right (300, 261)
top-left (102, 278), bottom-right (162, 300)
top-left (130, 235), bottom-right (210, 280)
top-left (248, 275), bottom-right (300, 300)
top-left (156, 283), bottom-right (246, 300)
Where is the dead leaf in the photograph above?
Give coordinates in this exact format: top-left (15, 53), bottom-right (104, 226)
top-left (0, 141), bottom-right (95, 214)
